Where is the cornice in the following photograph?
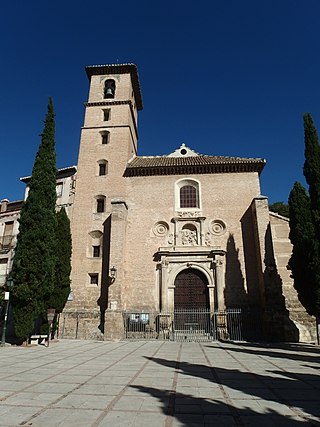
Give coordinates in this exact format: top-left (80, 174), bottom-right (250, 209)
top-left (124, 161), bottom-right (265, 177)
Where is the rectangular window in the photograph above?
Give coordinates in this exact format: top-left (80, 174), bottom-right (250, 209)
top-left (93, 245), bottom-right (100, 257)
top-left (56, 183), bottom-right (63, 197)
top-left (97, 198), bottom-right (105, 213)
top-left (180, 185), bottom-right (198, 208)
top-left (2, 222), bottom-right (13, 248)
top-left (0, 258), bottom-right (8, 286)
top-left (99, 163), bottom-right (107, 176)
top-left (3, 221), bottom-right (13, 236)
top-left (89, 273), bottom-right (99, 285)
top-left (101, 132), bottom-right (109, 145)
top-left (103, 109), bottom-right (110, 121)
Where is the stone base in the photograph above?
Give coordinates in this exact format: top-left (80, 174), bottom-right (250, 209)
top-left (262, 309), bottom-right (316, 342)
top-left (104, 310), bottom-right (125, 340)
top-left (263, 310), bottom-right (298, 342)
top-left (59, 309), bottom-right (102, 340)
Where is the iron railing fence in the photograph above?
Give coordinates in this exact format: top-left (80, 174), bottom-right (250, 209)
top-left (124, 308), bottom-right (263, 342)
top-left (57, 308), bottom-right (262, 342)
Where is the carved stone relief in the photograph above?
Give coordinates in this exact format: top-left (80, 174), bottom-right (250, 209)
top-left (176, 211), bottom-right (201, 218)
top-left (205, 232), bottom-right (212, 246)
top-left (181, 223), bottom-right (199, 245)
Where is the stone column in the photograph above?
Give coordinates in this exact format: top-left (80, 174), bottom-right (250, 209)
top-left (160, 259), bottom-right (169, 311)
top-left (199, 217), bottom-right (206, 246)
top-left (252, 196), bottom-right (270, 306)
top-left (208, 284), bottom-right (215, 312)
top-left (215, 255), bottom-right (225, 310)
top-left (105, 199), bottom-right (128, 340)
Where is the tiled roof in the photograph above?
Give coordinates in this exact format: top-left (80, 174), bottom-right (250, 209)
top-left (85, 63), bottom-right (143, 111)
top-left (20, 166), bottom-right (77, 183)
top-left (124, 155), bottom-right (266, 177)
top-left (0, 200), bottom-right (24, 213)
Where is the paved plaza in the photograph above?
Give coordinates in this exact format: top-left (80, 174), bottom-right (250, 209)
top-left (0, 340), bottom-right (319, 426)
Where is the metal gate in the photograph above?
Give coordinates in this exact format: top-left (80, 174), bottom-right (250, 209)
top-left (123, 308), bottom-right (262, 342)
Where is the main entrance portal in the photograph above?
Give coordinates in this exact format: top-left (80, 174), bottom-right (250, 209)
top-left (173, 268), bottom-right (211, 339)
top-left (174, 268), bottom-right (210, 310)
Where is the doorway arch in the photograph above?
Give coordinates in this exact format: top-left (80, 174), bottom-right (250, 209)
top-left (174, 268), bottom-right (210, 310)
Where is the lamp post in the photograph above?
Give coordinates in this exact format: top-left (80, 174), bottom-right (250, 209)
top-left (1, 275), bottom-right (13, 346)
top-left (110, 266), bottom-right (117, 282)
top-left (46, 308), bottom-right (55, 347)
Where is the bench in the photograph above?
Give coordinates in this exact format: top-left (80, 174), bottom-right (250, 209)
top-left (28, 334), bottom-right (49, 346)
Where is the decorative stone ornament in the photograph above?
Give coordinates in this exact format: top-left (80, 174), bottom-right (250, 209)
top-left (153, 221), bottom-right (169, 237)
top-left (209, 219), bottom-right (226, 236)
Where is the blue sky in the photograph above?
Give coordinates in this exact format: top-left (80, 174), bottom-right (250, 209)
top-left (1, 1), bottom-right (320, 204)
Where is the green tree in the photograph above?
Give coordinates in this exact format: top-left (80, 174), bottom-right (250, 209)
top-left (288, 113), bottom-right (320, 344)
top-left (269, 201), bottom-right (289, 218)
top-left (11, 98), bottom-right (58, 341)
top-left (288, 182), bottom-right (315, 314)
top-left (48, 207), bottom-right (72, 314)
top-left (302, 113), bottom-right (320, 341)
top-left (303, 113), bottom-right (320, 237)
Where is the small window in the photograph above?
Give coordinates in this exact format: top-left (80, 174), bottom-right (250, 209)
top-left (3, 222), bottom-right (14, 248)
top-left (56, 183), bottom-right (63, 197)
top-left (93, 245), bottom-right (101, 257)
top-left (97, 198), bottom-right (105, 213)
top-left (103, 109), bottom-right (110, 121)
top-left (104, 79), bottom-right (116, 99)
top-left (99, 162), bottom-right (107, 176)
top-left (89, 273), bottom-right (99, 285)
top-left (180, 185), bottom-right (198, 208)
top-left (0, 258), bottom-right (8, 286)
top-left (101, 131), bottom-right (109, 145)
top-left (3, 221), bottom-right (13, 236)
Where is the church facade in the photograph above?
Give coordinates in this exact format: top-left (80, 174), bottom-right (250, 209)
top-left (64, 63), bottom-right (315, 342)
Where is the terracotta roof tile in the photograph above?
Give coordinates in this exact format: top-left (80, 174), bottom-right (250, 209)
top-left (124, 155), bottom-right (266, 177)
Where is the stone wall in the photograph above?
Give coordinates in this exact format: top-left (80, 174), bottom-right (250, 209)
top-left (269, 212), bottom-right (316, 342)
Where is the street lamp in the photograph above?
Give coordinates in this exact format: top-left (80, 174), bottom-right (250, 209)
top-left (46, 308), bottom-right (55, 347)
top-left (1, 275), bottom-right (13, 346)
top-left (110, 266), bottom-right (117, 280)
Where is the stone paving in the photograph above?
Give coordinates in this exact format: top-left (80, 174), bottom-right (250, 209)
top-left (0, 340), bottom-right (319, 426)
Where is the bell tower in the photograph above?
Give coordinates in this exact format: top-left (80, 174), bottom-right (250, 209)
top-left (68, 64), bottom-right (143, 332)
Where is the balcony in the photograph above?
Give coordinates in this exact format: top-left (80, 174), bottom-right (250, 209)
top-left (0, 236), bottom-right (14, 253)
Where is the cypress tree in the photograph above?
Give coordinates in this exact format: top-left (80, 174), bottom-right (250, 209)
top-left (288, 114), bottom-right (320, 343)
top-left (48, 207), bottom-right (72, 314)
top-left (302, 114), bottom-right (320, 338)
top-left (288, 182), bottom-right (315, 314)
top-left (11, 98), bottom-right (57, 341)
top-left (304, 113), bottom-right (320, 238)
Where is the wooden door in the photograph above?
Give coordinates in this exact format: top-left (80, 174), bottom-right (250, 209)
top-left (174, 268), bottom-right (209, 310)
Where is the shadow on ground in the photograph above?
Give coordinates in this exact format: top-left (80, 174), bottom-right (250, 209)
top-left (130, 346), bottom-right (320, 426)
top-left (216, 342), bottom-right (320, 366)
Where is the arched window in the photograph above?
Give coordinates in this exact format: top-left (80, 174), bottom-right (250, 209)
top-left (89, 230), bottom-right (103, 258)
top-left (104, 79), bottom-right (116, 99)
top-left (175, 179), bottom-right (201, 211)
top-left (180, 185), bottom-right (198, 208)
